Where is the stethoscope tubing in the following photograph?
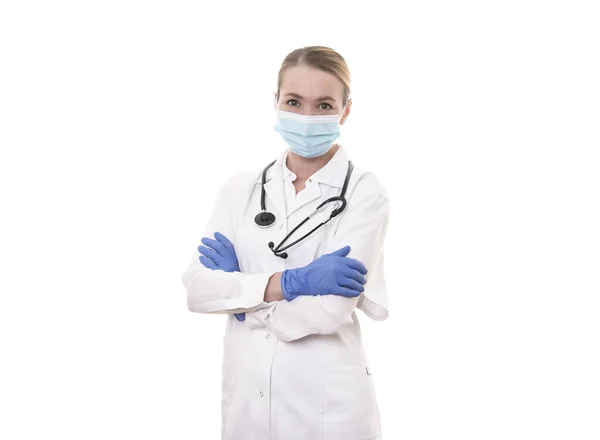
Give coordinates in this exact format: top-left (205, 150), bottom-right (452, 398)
top-left (258, 158), bottom-right (354, 258)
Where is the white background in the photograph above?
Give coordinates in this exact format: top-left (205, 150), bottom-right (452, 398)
top-left (1, 1), bottom-right (599, 438)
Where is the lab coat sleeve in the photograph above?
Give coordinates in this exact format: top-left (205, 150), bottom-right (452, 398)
top-left (182, 172), bottom-right (277, 314)
top-left (245, 192), bottom-right (390, 342)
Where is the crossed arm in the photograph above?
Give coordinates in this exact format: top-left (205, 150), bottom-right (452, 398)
top-left (182, 177), bottom-right (389, 342)
top-left (245, 194), bottom-right (388, 341)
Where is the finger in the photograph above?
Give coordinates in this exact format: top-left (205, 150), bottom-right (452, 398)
top-left (199, 255), bottom-right (218, 270)
top-left (332, 286), bottom-right (362, 298)
top-left (234, 313), bottom-right (246, 321)
top-left (214, 232), bottom-right (235, 251)
top-left (327, 245), bottom-right (351, 258)
top-left (342, 257), bottom-right (368, 275)
top-left (339, 265), bottom-right (366, 285)
top-left (338, 276), bottom-right (365, 293)
top-left (200, 237), bottom-right (226, 257)
top-left (198, 245), bottom-right (221, 264)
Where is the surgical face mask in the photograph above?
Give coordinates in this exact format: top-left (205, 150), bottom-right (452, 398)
top-left (274, 105), bottom-right (347, 158)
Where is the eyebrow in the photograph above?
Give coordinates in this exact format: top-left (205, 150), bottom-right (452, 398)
top-left (284, 93), bottom-right (337, 102)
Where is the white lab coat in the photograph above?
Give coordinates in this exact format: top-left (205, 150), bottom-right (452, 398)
top-left (182, 144), bottom-right (390, 440)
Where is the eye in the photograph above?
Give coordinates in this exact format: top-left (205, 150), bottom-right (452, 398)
top-left (286, 99), bottom-right (299, 107)
top-left (319, 103), bottom-right (333, 110)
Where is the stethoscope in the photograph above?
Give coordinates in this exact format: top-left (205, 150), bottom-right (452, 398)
top-left (254, 159), bottom-right (354, 259)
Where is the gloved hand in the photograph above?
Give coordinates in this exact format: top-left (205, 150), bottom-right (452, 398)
top-left (198, 231), bottom-right (245, 321)
top-left (281, 245), bottom-right (368, 301)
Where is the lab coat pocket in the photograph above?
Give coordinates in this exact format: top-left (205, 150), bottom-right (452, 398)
top-left (323, 360), bottom-right (381, 438)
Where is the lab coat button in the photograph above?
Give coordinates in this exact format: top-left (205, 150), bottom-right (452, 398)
top-left (265, 333), bottom-right (270, 339)
top-left (260, 391), bottom-right (264, 397)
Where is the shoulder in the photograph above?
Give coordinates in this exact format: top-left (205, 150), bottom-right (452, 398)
top-left (214, 168), bottom-right (263, 211)
top-left (348, 164), bottom-right (389, 203)
top-left (222, 169), bottom-right (261, 189)
top-left (217, 168), bottom-right (261, 193)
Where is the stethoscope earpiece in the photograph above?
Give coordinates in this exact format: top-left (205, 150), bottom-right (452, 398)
top-left (268, 241), bottom-right (288, 258)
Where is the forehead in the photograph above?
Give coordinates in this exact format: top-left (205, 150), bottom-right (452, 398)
top-left (280, 65), bottom-right (344, 100)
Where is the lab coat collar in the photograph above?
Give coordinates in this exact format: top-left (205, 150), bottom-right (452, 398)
top-left (258, 144), bottom-right (349, 220)
top-left (260, 144), bottom-right (349, 189)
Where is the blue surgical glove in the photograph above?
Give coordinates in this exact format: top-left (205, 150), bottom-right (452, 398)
top-left (281, 245), bottom-right (368, 301)
top-left (198, 231), bottom-right (246, 321)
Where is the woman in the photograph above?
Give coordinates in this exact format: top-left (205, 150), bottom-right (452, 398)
top-left (182, 46), bottom-right (390, 440)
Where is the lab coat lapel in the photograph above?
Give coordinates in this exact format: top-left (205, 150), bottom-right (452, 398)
top-left (288, 145), bottom-right (349, 214)
top-left (262, 153), bottom-right (286, 222)
top-left (286, 181), bottom-right (322, 216)
top-left (262, 145), bottom-right (349, 218)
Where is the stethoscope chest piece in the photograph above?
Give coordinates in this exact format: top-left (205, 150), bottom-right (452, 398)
top-left (254, 211), bottom-right (276, 228)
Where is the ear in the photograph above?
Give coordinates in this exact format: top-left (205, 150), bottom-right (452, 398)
top-left (340, 98), bottom-right (352, 125)
top-left (273, 92), bottom-right (278, 109)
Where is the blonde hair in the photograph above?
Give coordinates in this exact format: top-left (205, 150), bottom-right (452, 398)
top-left (276, 46), bottom-right (351, 106)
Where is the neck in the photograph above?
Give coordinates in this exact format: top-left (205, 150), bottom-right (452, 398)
top-left (286, 144), bottom-right (340, 181)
